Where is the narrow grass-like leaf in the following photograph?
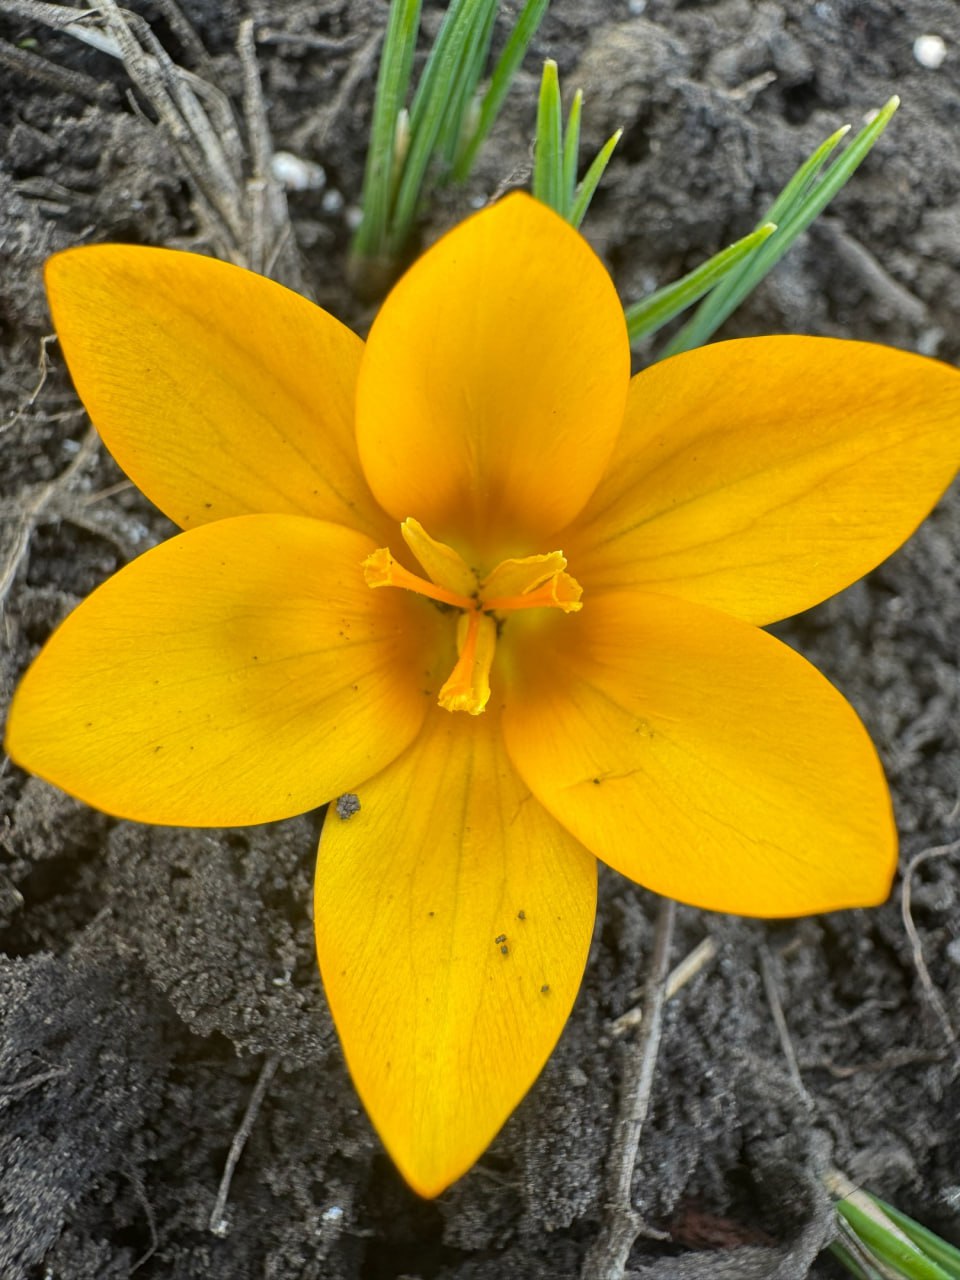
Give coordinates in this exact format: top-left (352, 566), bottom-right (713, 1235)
top-left (763, 123), bottom-right (850, 227)
top-left (837, 1198), bottom-right (957, 1280)
top-left (655, 124), bottom-right (849, 355)
top-left (406, 0), bottom-right (475, 136)
top-left (562, 88), bottom-right (583, 210)
top-left (625, 221), bottom-right (777, 344)
top-left (569, 127), bottom-right (621, 228)
top-left (354, 0), bottom-right (552, 290)
top-left (389, 0), bottom-right (483, 253)
top-left (437, 1), bottom-right (499, 167)
top-left (717, 97), bottom-right (899, 317)
top-left (533, 58), bottom-right (564, 211)
top-left (871, 1200), bottom-right (960, 1279)
top-left (661, 96), bottom-right (899, 356)
top-left (352, 0), bottom-right (421, 260)
top-left (830, 1239), bottom-right (896, 1280)
top-left (452, 0), bottom-right (550, 181)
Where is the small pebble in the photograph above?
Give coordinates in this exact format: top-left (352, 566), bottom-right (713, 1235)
top-left (271, 150), bottom-right (326, 191)
top-left (913, 34), bottom-right (947, 69)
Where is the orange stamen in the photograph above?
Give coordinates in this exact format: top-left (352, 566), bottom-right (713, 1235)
top-left (484, 570), bottom-right (582, 614)
top-left (364, 530), bottom-right (583, 716)
top-left (438, 610), bottom-right (497, 715)
top-left (362, 547), bottom-right (477, 611)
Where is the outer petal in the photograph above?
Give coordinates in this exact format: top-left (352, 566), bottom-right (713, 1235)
top-left (355, 193), bottom-right (630, 559)
top-left (5, 516), bottom-right (438, 825)
top-left (501, 592), bottom-right (895, 917)
top-left (567, 337), bottom-right (960, 624)
top-left (45, 248), bottom-right (389, 539)
top-left (314, 707), bottom-right (596, 1197)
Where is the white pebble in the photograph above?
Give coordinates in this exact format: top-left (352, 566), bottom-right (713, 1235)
top-left (322, 1205), bottom-right (344, 1222)
top-left (270, 150), bottom-right (326, 192)
top-left (913, 34), bottom-right (947, 69)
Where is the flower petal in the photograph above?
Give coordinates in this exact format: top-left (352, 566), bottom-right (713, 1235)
top-left (5, 516), bottom-right (438, 825)
top-left (501, 591), bottom-right (895, 917)
top-left (355, 193), bottom-right (630, 560)
top-left (568, 337), bottom-right (960, 624)
top-left (45, 247), bottom-right (388, 538)
top-left (314, 707), bottom-right (596, 1197)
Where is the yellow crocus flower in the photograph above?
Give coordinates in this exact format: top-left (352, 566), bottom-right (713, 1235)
top-left (6, 194), bottom-right (959, 1197)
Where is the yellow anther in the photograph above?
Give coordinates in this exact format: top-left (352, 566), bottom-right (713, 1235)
top-left (481, 552), bottom-right (583, 614)
top-left (401, 518), bottom-right (478, 598)
top-left (484, 570), bottom-right (582, 613)
top-left (438, 610), bottom-right (498, 716)
top-left (480, 551), bottom-right (568, 600)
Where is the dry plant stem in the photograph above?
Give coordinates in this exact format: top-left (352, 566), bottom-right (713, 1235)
top-left (92, 0), bottom-right (248, 247)
top-left (289, 27), bottom-right (381, 152)
top-left (0, 35), bottom-right (105, 102)
top-left (10, 0), bottom-right (298, 281)
top-left (237, 18), bottom-right (297, 286)
top-left (150, 0), bottom-right (212, 75)
top-left (901, 839), bottom-right (960, 1059)
top-left (611, 935), bottom-right (717, 1036)
top-left (759, 941), bottom-right (812, 1104)
top-left (0, 426), bottom-right (99, 609)
top-left (2, 334), bottom-right (55, 433)
top-left (581, 896), bottom-right (676, 1280)
top-left (209, 1054), bottom-right (279, 1237)
top-left (121, 1156), bottom-right (159, 1275)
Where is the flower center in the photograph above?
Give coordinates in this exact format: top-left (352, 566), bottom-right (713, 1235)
top-left (363, 518), bottom-right (582, 715)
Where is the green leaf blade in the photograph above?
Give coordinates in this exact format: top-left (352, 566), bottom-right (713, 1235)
top-left (533, 58), bottom-right (564, 212)
top-left (837, 1196), bottom-right (958, 1280)
top-left (453, 0), bottom-right (551, 182)
top-left (661, 96), bottom-right (899, 357)
top-left (352, 0), bottom-right (422, 262)
top-left (569, 127), bottom-right (621, 228)
top-left (625, 221), bottom-right (777, 344)
top-left (562, 88), bottom-right (583, 210)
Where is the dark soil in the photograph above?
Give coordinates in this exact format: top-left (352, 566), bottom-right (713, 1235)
top-left (1, 1), bottom-right (959, 1277)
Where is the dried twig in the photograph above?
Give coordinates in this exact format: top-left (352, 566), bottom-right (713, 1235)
top-left (901, 839), bottom-right (960, 1058)
top-left (121, 1156), bottom-right (159, 1274)
top-left (610, 935), bottom-right (717, 1037)
top-left (759, 941), bottom-right (812, 1105)
top-left (6, 1), bottom-right (300, 284)
top-left (289, 27), bottom-right (381, 152)
top-left (1, 334), bottom-right (56, 434)
top-left (0, 32), bottom-right (106, 101)
top-left (0, 427), bottom-right (100, 609)
top-left (237, 17), bottom-right (297, 285)
top-left (209, 1054), bottom-right (279, 1237)
top-left (581, 897), bottom-right (676, 1280)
